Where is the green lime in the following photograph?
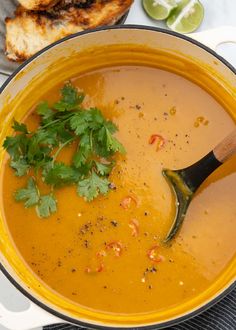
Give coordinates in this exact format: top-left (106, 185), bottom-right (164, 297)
top-left (142, 0), bottom-right (178, 20)
top-left (167, 0), bottom-right (204, 33)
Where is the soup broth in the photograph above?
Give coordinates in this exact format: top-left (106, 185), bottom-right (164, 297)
top-left (1, 65), bottom-right (236, 314)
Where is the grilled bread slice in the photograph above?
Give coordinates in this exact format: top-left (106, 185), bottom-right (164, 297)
top-left (18, 0), bottom-right (90, 10)
top-left (6, 0), bottom-right (133, 61)
top-left (17, 0), bottom-right (60, 11)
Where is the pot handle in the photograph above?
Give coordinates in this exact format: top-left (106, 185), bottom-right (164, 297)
top-left (190, 26), bottom-right (236, 51)
top-left (0, 301), bottom-right (63, 330)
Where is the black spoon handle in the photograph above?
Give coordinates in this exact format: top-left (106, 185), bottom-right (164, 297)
top-left (179, 129), bottom-right (236, 192)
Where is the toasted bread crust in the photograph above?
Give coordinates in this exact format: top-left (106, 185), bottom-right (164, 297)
top-left (18, 0), bottom-right (61, 11)
top-left (6, 0), bottom-right (133, 61)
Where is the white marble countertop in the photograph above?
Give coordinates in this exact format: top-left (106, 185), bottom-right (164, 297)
top-left (0, 0), bottom-right (236, 329)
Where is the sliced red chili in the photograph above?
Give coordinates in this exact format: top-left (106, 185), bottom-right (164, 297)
top-left (96, 263), bottom-right (105, 273)
top-left (129, 218), bottom-right (139, 237)
top-left (120, 195), bottom-right (138, 209)
top-left (106, 241), bottom-right (123, 257)
top-left (149, 134), bottom-right (165, 151)
top-left (85, 262), bottom-right (104, 274)
top-left (96, 250), bottom-right (107, 258)
top-left (147, 245), bottom-right (165, 263)
top-left (85, 253), bottom-right (105, 274)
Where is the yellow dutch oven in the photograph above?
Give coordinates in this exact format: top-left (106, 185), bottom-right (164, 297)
top-left (0, 26), bottom-right (236, 329)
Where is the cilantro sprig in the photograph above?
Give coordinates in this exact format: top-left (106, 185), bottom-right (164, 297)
top-left (3, 83), bottom-right (125, 218)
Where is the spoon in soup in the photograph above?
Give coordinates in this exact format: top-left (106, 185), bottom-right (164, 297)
top-left (163, 129), bottom-right (236, 242)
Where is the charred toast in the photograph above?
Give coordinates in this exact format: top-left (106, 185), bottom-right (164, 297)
top-left (5, 0), bottom-right (133, 61)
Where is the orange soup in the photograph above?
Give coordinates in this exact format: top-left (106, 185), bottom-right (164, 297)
top-left (1, 64), bottom-right (236, 315)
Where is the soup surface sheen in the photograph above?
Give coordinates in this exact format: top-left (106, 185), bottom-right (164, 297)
top-left (2, 65), bottom-right (236, 314)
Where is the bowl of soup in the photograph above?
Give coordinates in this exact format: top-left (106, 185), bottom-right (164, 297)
top-left (0, 26), bottom-right (235, 329)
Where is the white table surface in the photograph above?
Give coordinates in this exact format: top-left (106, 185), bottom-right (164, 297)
top-left (0, 1), bottom-right (236, 329)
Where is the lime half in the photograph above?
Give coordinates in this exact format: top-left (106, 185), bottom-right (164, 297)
top-left (143, 0), bottom-right (178, 20)
top-left (167, 0), bottom-right (204, 33)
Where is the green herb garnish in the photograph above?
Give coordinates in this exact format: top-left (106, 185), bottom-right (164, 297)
top-left (3, 83), bottom-right (125, 218)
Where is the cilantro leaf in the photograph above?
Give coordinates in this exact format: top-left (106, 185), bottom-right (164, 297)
top-left (3, 136), bottom-right (21, 159)
top-left (10, 158), bottom-right (30, 176)
top-left (4, 82), bottom-right (126, 219)
top-left (94, 161), bottom-right (113, 176)
top-left (34, 129), bottom-right (58, 146)
top-left (106, 130), bottom-right (126, 154)
top-left (104, 120), bottom-right (118, 134)
top-left (15, 178), bottom-right (39, 208)
top-left (88, 108), bottom-right (106, 129)
top-left (94, 126), bottom-right (125, 158)
top-left (54, 83), bottom-right (84, 111)
top-left (3, 134), bottom-right (28, 160)
top-left (51, 124), bottom-right (73, 144)
top-left (70, 111), bottom-right (91, 135)
top-left (73, 135), bottom-right (91, 168)
top-left (44, 163), bottom-right (79, 187)
top-left (73, 145), bottom-right (90, 168)
top-left (69, 108), bottom-right (109, 136)
top-left (12, 120), bottom-right (28, 134)
top-left (26, 135), bottom-right (54, 166)
top-left (37, 102), bottom-right (54, 124)
top-left (37, 194), bottom-right (57, 218)
top-left (61, 83), bottom-right (83, 105)
top-left (78, 171), bottom-right (110, 201)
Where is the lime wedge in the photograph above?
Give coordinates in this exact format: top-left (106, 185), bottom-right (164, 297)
top-left (142, 0), bottom-right (178, 20)
top-left (167, 0), bottom-right (204, 33)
